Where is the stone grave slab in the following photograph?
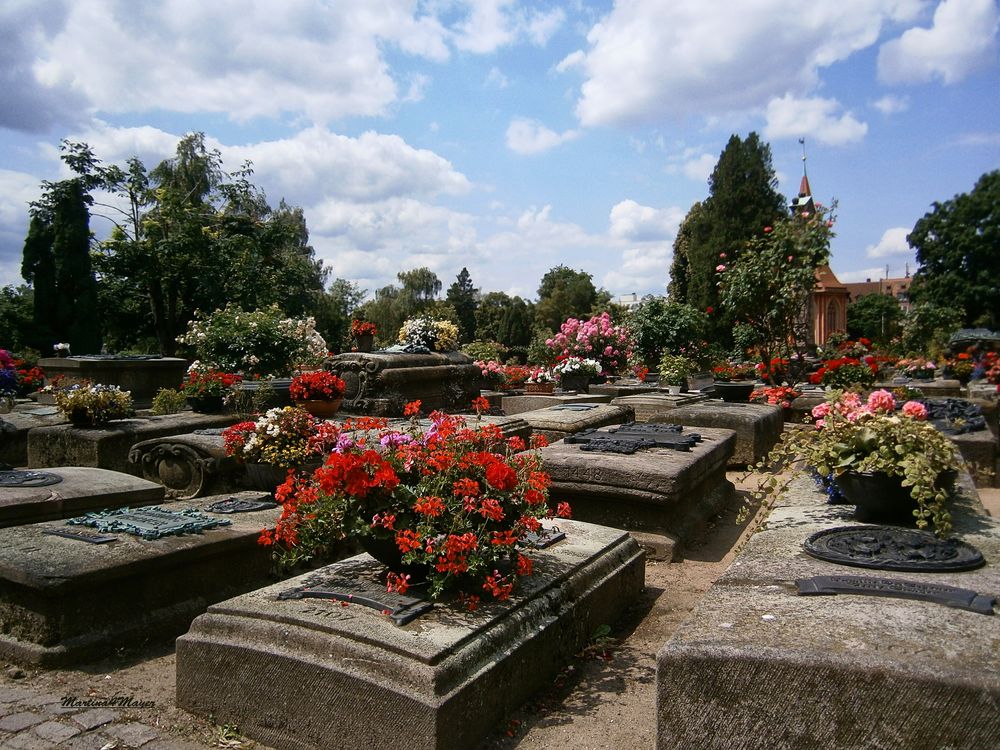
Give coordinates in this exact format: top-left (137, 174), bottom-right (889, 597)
top-left (540, 424), bottom-right (735, 560)
top-left (587, 380), bottom-right (660, 398)
top-left (328, 351), bottom-right (481, 416)
top-left (655, 474), bottom-right (1000, 750)
top-left (0, 491), bottom-right (286, 666)
top-left (949, 428), bottom-right (998, 488)
top-left (500, 391), bottom-right (611, 416)
top-left (0, 406), bottom-right (66, 468)
top-left (0, 467), bottom-right (164, 528)
top-left (37, 355), bottom-right (189, 408)
top-left (609, 392), bottom-right (708, 422)
top-left (517, 403), bottom-right (633, 442)
top-left (384, 414), bottom-right (532, 443)
top-left (27, 411), bottom-right (239, 475)
top-left (176, 519), bottom-right (644, 750)
top-left (969, 382), bottom-right (999, 404)
top-left (649, 401), bottom-right (783, 468)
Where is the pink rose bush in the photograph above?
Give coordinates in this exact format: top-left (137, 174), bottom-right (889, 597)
top-left (545, 312), bottom-right (631, 375)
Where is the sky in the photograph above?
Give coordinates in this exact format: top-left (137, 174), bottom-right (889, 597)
top-left (1, 0), bottom-right (998, 304)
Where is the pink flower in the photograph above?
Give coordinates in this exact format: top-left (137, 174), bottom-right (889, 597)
top-left (787, 255), bottom-right (794, 262)
top-left (866, 389), bottom-right (896, 413)
top-left (811, 402), bottom-right (831, 419)
top-left (763, 226), bottom-right (773, 233)
top-left (902, 401), bottom-right (928, 420)
top-left (719, 252), bottom-right (727, 259)
top-left (716, 264), bottom-right (726, 272)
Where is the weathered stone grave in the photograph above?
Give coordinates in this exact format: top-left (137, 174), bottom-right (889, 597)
top-left (517, 403), bottom-right (633, 442)
top-left (650, 401), bottom-right (783, 468)
top-left (37, 355), bottom-right (188, 408)
top-left (0, 491), bottom-right (287, 666)
top-left (0, 467), bottom-right (164, 528)
top-left (656, 474), bottom-right (1000, 750)
top-left (0, 405), bottom-right (66, 467)
top-left (388, 413), bottom-right (532, 442)
top-left (540, 423), bottom-right (735, 560)
top-left (129, 429), bottom-right (245, 499)
top-left (609, 391), bottom-right (708, 422)
top-left (328, 350), bottom-right (481, 416)
top-left (587, 379), bottom-right (660, 398)
top-left (28, 412), bottom-right (238, 475)
top-left (500, 391), bottom-right (611, 416)
top-left (176, 519), bottom-right (644, 750)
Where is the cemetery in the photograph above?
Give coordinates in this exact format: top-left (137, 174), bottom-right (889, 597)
top-left (0, 129), bottom-right (997, 750)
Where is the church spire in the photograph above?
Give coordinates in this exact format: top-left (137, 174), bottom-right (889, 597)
top-left (790, 137), bottom-right (815, 215)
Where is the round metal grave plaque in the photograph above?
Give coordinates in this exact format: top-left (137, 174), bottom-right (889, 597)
top-left (804, 525), bottom-right (985, 572)
top-left (0, 470), bottom-right (64, 488)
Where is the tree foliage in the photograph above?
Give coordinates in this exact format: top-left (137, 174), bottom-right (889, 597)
top-left (670, 133), bottom-right (786, 340)
top-left (313, 278), bottom-right (367, 353)
top-left (355, 267), bottom-right (443, 343)
top-left (535, 265), bottom-right (606, 332)
top-left (719, 209), bottom-right (833, 382)
top-left (446, 267), bottom-right (478, 343)
top-left (846, 292), bottom-right (903, 345)
top-left (22, 159), bottom-right (102, 354)
top-left (626, 297), bottom-right (709, 367)
top-left (908, 169), bottom-right (999, 328)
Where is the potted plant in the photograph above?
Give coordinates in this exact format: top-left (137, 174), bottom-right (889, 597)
top-left (895, 356), bottom-right (938, 381)
top-left (943, 353), bottom-right (975, 385)
top-left (545, 312), bottom-right (631, 377)
top-left (745, 389), bottom-right (962, 536)
top-left (711, 361), bottom-right (757, 402)
top-left (289, 370), bottom-right (347, 418)
top-left (350, 319), bottom-right (377, 352)
top-left (749, 385), bottom-right (802, 419)
top-left (180, 368), bottom-right (242, 413)
top-left (259, 404), bottom-right (570, 604)
top-left (524, 367), bottom-right (556, 394)
top-left (552, 356), bottom-right (602, 393)
top-left (658, 354), bottom-right (693, 395)
top-left (53, 382), bottom-right (135, 427)
top-left (222, 406), bottom-right (337, 491)
top-left (808, 356), bottom-right (878, 389)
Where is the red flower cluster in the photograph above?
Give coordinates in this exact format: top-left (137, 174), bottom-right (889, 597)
top-left (181, 369), bottom-right (242, 398)
top-left (262, 404), bottom-right (563, 601)
top-left (290, 370), bottom-right (346, 401)
top-left (350, 319), bottom-right (378, 337)
top-left (809, 356), bottom-right (877, 387)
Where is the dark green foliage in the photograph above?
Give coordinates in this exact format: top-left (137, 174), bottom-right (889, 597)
top-left (0, 285), bottom-right (34, 352)
top-left (908, 170), bottom-right (999, 328)
top-left (354, 267), bottom-right (444, 344)
top-left (446, 267), bottom-right (478, 343)
top-left (535, 265), bottom-right (600, 332)
top-left (898, 302), bottom-right (964, 356)
top-left (670, 133), bottom-right (786, 341)
top-left (626, 297), bottom-right (709, 367)
top-left (498, 296), bottom-right (534, 347)
top-left (313, 278), bottom-right (367, 353)
top-left (846, 293), bottom-right (903, 344)
top-left (475, 291), bottom-right (514, 343)
top-left (20, 216), bottom-right (56, 351)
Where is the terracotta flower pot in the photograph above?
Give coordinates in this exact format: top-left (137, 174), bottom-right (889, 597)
top-left (295, 397), bottom-right (343, 419)
top-left (524, 382), bottom-right (555, 394)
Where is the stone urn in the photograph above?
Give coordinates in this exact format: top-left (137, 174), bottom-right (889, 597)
top-left (355, 334), bottom-right (375, 353)
top-left (714, 381), bottom-right (755, 402)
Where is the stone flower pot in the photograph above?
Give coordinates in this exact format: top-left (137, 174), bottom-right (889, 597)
top-left (294, 397), bottom-right (344, 419)
top-left (714, 381), bottom-right (755, 402)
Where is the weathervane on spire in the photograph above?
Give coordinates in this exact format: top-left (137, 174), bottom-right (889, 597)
top-left (799, 137), bottom-right (808, 178)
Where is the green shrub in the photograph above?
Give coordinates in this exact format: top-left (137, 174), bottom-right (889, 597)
top-left (151, 388), bottom-right (187, 415)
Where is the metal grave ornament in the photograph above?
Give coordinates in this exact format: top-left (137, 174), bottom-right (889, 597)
top-left (550, 404), bottom-right (599, 411)
top-left (192, 428), bottom-right (227, 436)
top-left (524, 525), bottom-right (566, 549)
top-left (796, 574), bottom-right (996, 615)
top-left (278, 562), bottom-right (434, 626)
top-left (66, 506), bottom-right (232, 540)
top-left (804, 525), bottom-right (985, 572)
top-left (0, 470), bottom-right (63, 488)
top-left (565, 423), bottom-right (701, 452)
top-left (43, 527), bottom-right (118, 544)
top-left (204, 496), bottom-right (278, 514)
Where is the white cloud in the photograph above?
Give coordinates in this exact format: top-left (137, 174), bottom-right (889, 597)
top-left (872, 94), bottom-right (910, 114)
top-left (0, 169), bottom-right (42, 285)
top-left (865, 227), bottom-right (912, 258)
top-left (485, 67), bottom-right (510, 89)
top-left (952, 131), bottom-right (1000, 146)
top-left (603, 244), bottom-right (671, 296)
top-left (765, 94), bottom-right (868, 146)
top-left (505, 118), bottom-right (579, 155)
top-left (608, 200), bottom-right (683, 243)
top-left (665, 150), bottom-right (716, 183)
top-left (451, 0), bottom-right (564, 53)
top-left (571, 1), bottom-right (924, 127)
top-left (835, 264), bottom-right (914, 283)
top-left (879, 0), bottom-right (1000, 85)
top-left (556, 50), bottom-right (586, 73)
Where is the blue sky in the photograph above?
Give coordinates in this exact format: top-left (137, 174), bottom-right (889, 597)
top-left (1, 0), bottom-right (998, 302)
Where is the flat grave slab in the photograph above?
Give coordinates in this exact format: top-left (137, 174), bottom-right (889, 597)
top-left (586, 380), bottom-right (660, 398)
top-left (517, 403), bottom-right (633, 442)
top-left (0, 491), bottom-right (284, 666)
top-left (656, 474), bottom-right (1000, 750)
top-left (176, 519), bottom-right (644, 750)
top-left (500, 392), bottom-right (611, 416)
top-left (0, 466), bottom-right (164, 528)
top-left (651, 401), bottom-right (783, 468)
top-left (386, 413), bottom-right (532, 443)
top-left (540, 424), bottom-right (736, 560)
top-left (28, 412), bottom-right (239, 475)
top-left (609, 392), bottom-right (708, 422)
